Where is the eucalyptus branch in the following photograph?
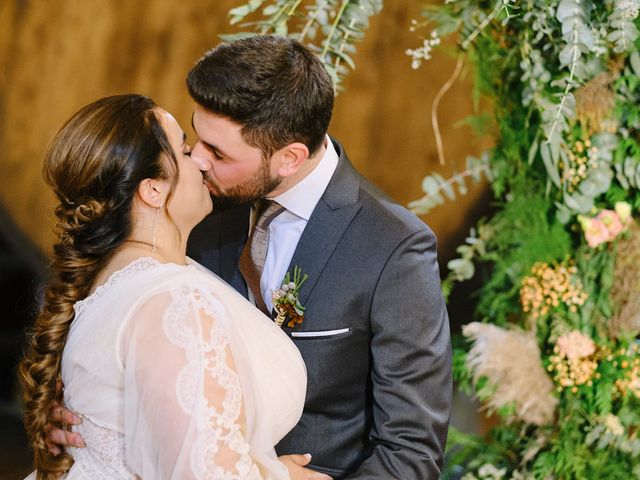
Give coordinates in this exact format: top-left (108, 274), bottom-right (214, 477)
top-left (460, 0), bottom-right (503, 50)
top-left (544, 0), bottom-right (592, 144)
top-left (224, 0), bottom-right (383, 89)
top-left (608, 0), bottom-right (640, 53)
top-left (546, 29), bottom-right (579, 144)
top-left (322, 0), bottom-right (351, 58)
top-left (334, 18), bottom-right (358, 67)
top-left (260, 0), bottom-right (303, 34)
top-left (409, 153), bottom-right (492, 215)
top-left (298, 0), bottom-right (329, 41)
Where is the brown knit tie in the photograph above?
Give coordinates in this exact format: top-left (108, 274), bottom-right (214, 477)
top-left (239, 200), bottom-right (285, 314)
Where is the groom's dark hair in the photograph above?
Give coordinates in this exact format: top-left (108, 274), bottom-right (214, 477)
top-left (187, 35), bottom-right (334, 157)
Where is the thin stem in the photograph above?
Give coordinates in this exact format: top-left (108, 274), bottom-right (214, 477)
top-left (546, 20), bottom-right (579, 143)
top-left (260, 0), bottom-right (301, 34)
top-left (299, 0), bottom-right (329, 42)
top-left (288, 0), bottom-right (302, 15)
top-left (334, 18), bottom-right (357, 67)
top-left (444, 165), bottom-right (488, 188)
top-left (461, 0), bottom-right (502, 50)
top-left (322, 0), bottom-right (351, 58)
top-left (432, 57), bottom-right (464, 165)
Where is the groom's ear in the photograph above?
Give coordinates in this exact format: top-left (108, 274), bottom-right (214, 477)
top-left (274, 142), bottom-right (309, 178)
top-left (136, 178), bottom-right (166, 208)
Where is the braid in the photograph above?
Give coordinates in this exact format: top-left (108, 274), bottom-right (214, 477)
top-left (19, 198), bottom-right (125, 478)
top-left (17, 93), bottom-right (177, 478)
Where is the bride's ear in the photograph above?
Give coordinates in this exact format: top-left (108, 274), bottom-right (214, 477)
top-left (136, 178), bottom-right (166, 209)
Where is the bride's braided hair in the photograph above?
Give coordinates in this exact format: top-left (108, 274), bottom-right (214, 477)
top-left (18, 94), bottom-right (177, 478)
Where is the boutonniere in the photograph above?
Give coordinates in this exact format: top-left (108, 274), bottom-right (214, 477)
top-left (272, 266), bottom-right (308, 328)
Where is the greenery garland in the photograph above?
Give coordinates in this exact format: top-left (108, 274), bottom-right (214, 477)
top-left (224, 0), bottom-right (383, 88)
top-left (412, 2), bottom-right (640, 478)
top-left (226, 0), bottom-right (640, 478)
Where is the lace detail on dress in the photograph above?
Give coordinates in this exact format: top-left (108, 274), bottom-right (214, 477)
top-left (67, 416), bottom-right (135, 479)
top-left (74, 257), bottom-right (162, 317)
top-left (163, 286), bottom-right (256, 479)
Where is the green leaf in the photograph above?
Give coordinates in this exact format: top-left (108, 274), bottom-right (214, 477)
top-left (263, 5), bottom-right (280, 15)
top-left (275, 21), bottom-right (288, 35)
top-left (330, 49), bottom-right (356, 70)
top-left (229, 5), bottom-right (252, 17)
top-left (540, 143), bottom-right (562, 188)
top-left (454, 174), bottom-right (468, 195)
top-left (630, 51), bottom-right (640, 76)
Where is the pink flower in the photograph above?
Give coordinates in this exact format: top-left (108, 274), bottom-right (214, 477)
top-left (597, 210), bottom-right (624, 240)
top-left (583, 217), bottom-right (611, 248)
top-left (556, 330), bottom-right (596, 360)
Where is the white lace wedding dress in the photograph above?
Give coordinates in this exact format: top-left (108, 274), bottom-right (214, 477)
top-left (26, 257), bottom-right (306, 479)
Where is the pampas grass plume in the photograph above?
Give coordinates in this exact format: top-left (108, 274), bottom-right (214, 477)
top-left (463, 322), bottom-right (558, 426)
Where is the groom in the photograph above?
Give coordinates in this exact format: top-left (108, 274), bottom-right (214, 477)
top-left (186, 36), bottom-right (452, 479)
top-left (49, 36), bottom-right (452, 478)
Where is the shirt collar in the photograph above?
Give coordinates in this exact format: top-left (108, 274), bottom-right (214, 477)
top-left (270, 136), bottom-right (339, 221)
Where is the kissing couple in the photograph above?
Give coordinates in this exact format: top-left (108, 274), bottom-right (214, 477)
top-left (20, 35), bottom-right (452, 479)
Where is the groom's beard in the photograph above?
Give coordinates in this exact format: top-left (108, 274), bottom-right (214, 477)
top-left (206, 158), bottom-right (282, 210)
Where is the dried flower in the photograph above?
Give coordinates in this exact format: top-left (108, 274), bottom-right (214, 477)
top-left (603, 413), bottom-right (625, 436)
top-left (272, 266), bottom-right (308, 328)
top-left (405, 31), bottom-right (441, 69)
top-left (561, 138), bottom-right (604, 192)
top-left (463, 323), bottom-right (558, 425)
top-left (609, 221), bottom-right (640, 337)
top-left (478, 463), bottom-right (507, 480)
top-left (615, 348), bottom-right (640, 398)
top-left (556, 330), bottom-right (596, 360)
top-left (550, 331), bottom-right (599, 389)
top-left (520, 261), bottom-right (588, 319)
top-left (574, 72), bottom-right (616, 133)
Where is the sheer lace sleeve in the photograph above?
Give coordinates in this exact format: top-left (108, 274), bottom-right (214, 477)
top-left (121, 283), bottom-right (263, 479)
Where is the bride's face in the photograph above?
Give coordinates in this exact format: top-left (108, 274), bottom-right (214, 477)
top-left (157, 109), bottom-right (212, 231)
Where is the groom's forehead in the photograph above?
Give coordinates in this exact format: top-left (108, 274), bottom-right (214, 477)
top-left (191, 109), bottom-right (234, 131)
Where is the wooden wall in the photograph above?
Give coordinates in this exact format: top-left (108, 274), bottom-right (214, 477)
top-left (0, 0), bottom-right (489, 259)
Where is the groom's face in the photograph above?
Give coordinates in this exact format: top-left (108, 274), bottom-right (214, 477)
top-left (190, 106), bottom-right (282, 208)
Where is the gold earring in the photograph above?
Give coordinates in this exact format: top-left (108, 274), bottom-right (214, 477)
top-left (151, 203), bottom-right (163, 253)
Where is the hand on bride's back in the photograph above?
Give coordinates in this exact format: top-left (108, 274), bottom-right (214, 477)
top-left (48, 385), bottom-right (329, 480)
top-left (46, 405), bottom-right (334, 480)
top-left (46, 397), bottom-right (84, 455)
top-left (279, 454), bottom-right (333, 480)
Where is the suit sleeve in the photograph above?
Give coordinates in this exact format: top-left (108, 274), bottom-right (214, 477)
top-left (347, 228), bottom-right (452, 479)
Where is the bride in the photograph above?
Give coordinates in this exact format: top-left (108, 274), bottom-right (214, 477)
top-left (19, 94), bottom-right (306, 479)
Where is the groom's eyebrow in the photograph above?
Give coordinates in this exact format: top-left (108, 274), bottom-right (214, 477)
top-left (190, 114), bottom-right (230, 158)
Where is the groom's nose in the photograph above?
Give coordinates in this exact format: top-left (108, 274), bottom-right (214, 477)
top-left (190, 142), bottom-right (214, 171)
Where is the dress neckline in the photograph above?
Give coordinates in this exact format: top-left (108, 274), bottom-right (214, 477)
top-left (73, 256), bottom-right (189, 316)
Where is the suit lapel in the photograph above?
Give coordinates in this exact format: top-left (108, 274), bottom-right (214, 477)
top-left (218, 204), bottom-right (251, 296)
top-left (287, 139), bottom-right (362, 307)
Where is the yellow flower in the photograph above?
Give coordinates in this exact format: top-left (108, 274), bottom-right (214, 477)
top-left (615, 201), bottom-right (632, 223)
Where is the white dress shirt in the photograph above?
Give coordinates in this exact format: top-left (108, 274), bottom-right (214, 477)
top-left (259, 137), bottom-right (339, 312)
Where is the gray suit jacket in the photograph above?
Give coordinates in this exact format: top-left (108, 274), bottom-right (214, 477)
top-left (187, 139), bottom-right (452, 479)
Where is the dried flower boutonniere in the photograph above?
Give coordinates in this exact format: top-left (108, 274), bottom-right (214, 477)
top-left (272, 266), bottom-right (308, 328)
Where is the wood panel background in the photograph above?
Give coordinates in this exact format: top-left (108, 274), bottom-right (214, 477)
top-left (0, 0), bottom-right (490, 260)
